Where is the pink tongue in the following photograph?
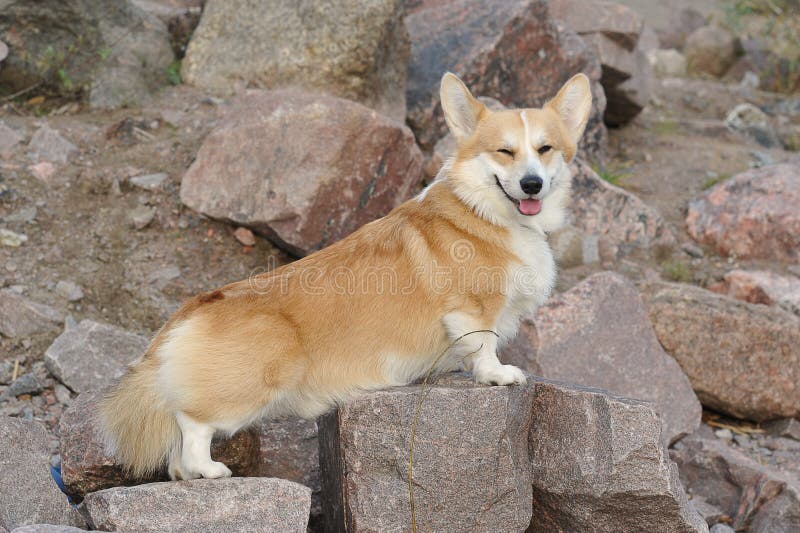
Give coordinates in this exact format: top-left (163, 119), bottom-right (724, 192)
top-left (518, 198), bottom-right (542, 215)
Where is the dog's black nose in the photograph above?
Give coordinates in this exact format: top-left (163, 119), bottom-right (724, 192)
top-left (520, 175), bottom-right (543, 195)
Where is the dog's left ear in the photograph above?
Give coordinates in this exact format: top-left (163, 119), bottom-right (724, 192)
top-left (546, 73), bottom-right (592, 147)
top-left (440, 72), bottom-right (486, 141)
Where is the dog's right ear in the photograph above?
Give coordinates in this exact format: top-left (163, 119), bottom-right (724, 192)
top-left (440, 73), bottom-right (486, 141)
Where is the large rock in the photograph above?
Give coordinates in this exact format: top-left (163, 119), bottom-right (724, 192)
top-left (671, 433), bottom-right (800, 532)
top-left (256, 418), bottom-right (321, 523)
top-left (643, 282), bottom-right (800, 422)
top-left (82, 478), bottom-right (311, 532)
top-left (180, 90), bottom-right (423, 256)
top-left (181, 0), bottom-right (407, 121)
top-left (0, 0), bottom-right (174, 109)
top-left (44, 320), bottom-right (150, 393)
top-left (527, 379), bottom-right (706, 533)
top-left (319, 373), bottom-right (705, 532)
top-left (502, 272), bottom-right (701, 445)
top-left (0, 289), bottom-right (63, 338)
top-left (686, 164), bottom-right (800, 262)
top-left (570, 159), bottom-right (675, 257)
top-left (710, 269), bottom-right (800, 317)
top-left (405, 0), bottom-right (607, 158)
top-left (59, 392), bottom-right (259, 500)
top-left (685, 26), bottom-right (738, 78)
top-left (0, 417), bottom-right (85, 530)
top-left (550, 0), bottom-right (653, 126)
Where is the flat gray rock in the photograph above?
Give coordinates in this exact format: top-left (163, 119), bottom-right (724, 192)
top-left (0, 289), bottom-right (63, 338)
top-left (82, 478), bottom-right (311, 532)
top-left (44, 320), bottom-right (150, 392)
top-left (0, 417), bottom-right (85, 530)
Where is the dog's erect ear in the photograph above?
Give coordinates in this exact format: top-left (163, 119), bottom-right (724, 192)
top-left (545, 73), bottom-right (592, 146)
top-left (440, 73), bottom-right (486, 141)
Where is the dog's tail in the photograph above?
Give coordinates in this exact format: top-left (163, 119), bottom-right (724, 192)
top-left (97, 355), bottom-right (180, 478)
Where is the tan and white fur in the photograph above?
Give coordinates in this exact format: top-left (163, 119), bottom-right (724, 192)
top-left (99, 73), bottom-right (592, 480)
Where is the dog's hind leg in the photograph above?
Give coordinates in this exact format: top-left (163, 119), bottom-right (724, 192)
top-left (170, 412), bottom-right (232, 480)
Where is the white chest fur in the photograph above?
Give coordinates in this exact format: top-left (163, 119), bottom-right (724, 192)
top-left (495, 226), bottom-right (556, 343)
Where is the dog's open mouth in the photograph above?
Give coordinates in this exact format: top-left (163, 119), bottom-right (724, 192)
top-left (494, 175), bottom-right (542, 216)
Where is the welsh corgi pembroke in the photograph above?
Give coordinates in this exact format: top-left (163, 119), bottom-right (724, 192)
top-left (100, 72), bottom-right (592, 480)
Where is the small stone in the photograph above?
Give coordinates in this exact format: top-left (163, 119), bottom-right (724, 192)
top-left (740, 71), bottom-right (761, 89)
top-left (709, 524), bottom-right (735, 533)
top-left (54, 384), bottom-right (72, 405)
top-left (28, 162), bottom-right (57, 183)
top-left (0, 120), bottom-right (23, 155)
top-left (128, 205), bottom-right (156, 230)
top-left (0, 360), bottom-right (14, 384)
top-left (714, 428), bottom-right (733, 440)
top-left (2, 373), bottom-right (43, 399)
top-left (54, 280), bottom-right (84, 302)
top-left (0, 228), bottom-right (27, 247)
top-left (233, 227), bottom-right (256, 247)
top-left (725, 103), bottom-right (778, 148)
top-left (129, 172), bottom-right (168, 190)
top-left (146, 265), bottom-right (181, 289)
top-left (27, 124), bottom-right (77, 164)
top-left (650, 48), bottom-right (687, 78)
top-left (681, 242), bottom-right (704, 258)
top-left (4, 207), bottom-right (37, 224)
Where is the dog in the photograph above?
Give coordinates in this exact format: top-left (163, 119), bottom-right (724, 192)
top-left (99, 72), bottom-right (592, 480)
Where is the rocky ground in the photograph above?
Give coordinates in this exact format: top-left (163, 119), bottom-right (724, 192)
top-left (1, 0), bottom-right (800, 532)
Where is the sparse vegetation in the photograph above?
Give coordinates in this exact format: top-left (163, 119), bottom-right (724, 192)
top-left (166, 60), bottom-right (183, 86)
top-left (662, 260), bottom-right (693, 283)
top-left (592, 162), bottom-right (631, 186)
top-left (652, 120), bottom-right (678, 135)
top-left (702, 173), bottom-right (729, 190)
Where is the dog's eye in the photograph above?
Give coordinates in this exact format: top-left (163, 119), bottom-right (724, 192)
top-left (537, 145), bottom-right (552, 155)
top-left (496, 148), bottom-right (514, 157)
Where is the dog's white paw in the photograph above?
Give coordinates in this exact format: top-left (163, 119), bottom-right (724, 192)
top-left (473, 364), bottom-right (527, 386)
top-left (199, 461), bottom-right (232, 479)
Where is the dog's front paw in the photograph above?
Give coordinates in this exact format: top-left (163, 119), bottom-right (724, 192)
top-left (473, 364), bottom-right (527, 386)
